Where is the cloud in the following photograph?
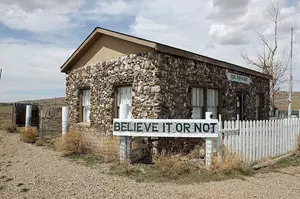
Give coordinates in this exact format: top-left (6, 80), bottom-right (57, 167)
top-left (129, 0), bottom-right (210, 52)
top-left (208, 24), bottom-right (248, 45)
top-left (0, 0), bottom-right (84, 13)
top-left (205, 0), bottom-right (299, 46)
top-left (0, 0), bottom-right (83, 33)
top-left (0, 38), bottom-right (73, 102)
top-left (1, 0), bottom-right (300, 102)
top-left (207, 0), bottom-right (250, 20)
top-left (83, 0), bottom-right (140, 22)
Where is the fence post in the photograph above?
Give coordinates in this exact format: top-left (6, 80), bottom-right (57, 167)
top-left (25, 105), bottom-right (32, 128)
top-left (205, 112), bottom-right (213, 167)
top-left (217, 114), bottom-right (222, 161)
top-left (119, 104), bottom-right (131, 163)
top-left (62, 106), bottom-right (69, 137)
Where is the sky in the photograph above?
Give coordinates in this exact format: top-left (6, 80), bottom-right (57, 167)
top-left (0, 0), bottom-right (299, 102)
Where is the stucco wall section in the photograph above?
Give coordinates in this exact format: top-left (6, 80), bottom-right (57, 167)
top-left (72, 35), bottom-right (152, 69)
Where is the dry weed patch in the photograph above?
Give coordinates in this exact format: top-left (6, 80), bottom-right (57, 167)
top-left (20, 127), bottom-right (37, 143)
top-left (56, 130), bottom-right (92, 155)
top-left (297, 135), bottom-right (300, 153)
top-left (5, 124), bottom-right (17, 133)
top-left (95, 136), bottom-right (119, 162)
top-left (154, 155), bottom-right (195, 178)
top-left (211, 153), bottom-right (251, 175)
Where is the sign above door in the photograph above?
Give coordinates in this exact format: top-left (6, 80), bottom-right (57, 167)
top-left (227, 72), bottom-right (251, 85)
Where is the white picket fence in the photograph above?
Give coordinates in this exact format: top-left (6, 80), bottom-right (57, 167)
top-left (221, 118), bottom-right (300, 162)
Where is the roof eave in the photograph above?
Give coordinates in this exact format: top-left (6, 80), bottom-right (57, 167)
top-left (155, 43), bottom-right (272, 80)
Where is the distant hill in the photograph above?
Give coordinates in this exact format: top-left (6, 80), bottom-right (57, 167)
top-left (0, 91), bottom-right (299, 110)
top-left (17, 97), bottom-right (66, 107)
top-left (275, 91), bottom-right (300, 111)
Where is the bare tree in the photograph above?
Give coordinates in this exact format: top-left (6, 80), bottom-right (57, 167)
top-left (241, 3), bottom-right (289, 116)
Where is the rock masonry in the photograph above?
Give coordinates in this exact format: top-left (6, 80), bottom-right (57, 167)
top-left (65, 51), bottom-right (270, 153)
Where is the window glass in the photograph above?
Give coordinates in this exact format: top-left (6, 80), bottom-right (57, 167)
top-left (207, 89), bottom-right (218, 119)
top-left (207, 89), bottom-right (218, 106)
top-left (82, 89), bottom-right (91, 122)
top-left (192, 88), bottom-right (204, 119)
top-left (191, 88), bottom-right (218, 119)
top-left (118, 86), bottom-right (132, 105)
top-left (117, 86), bottom-right (132, 118)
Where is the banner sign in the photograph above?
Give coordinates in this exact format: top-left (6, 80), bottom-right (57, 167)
top-left (113, 119), bottom-right (219, 138)
top-left (227, 72), bottom-right (251, 85)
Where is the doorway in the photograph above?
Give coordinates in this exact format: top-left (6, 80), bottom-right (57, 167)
top-left (236, 93), bottom-right (245, 120)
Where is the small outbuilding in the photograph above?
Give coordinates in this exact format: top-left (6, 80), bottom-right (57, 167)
top-left (61, 27), bottom-right (270, 135)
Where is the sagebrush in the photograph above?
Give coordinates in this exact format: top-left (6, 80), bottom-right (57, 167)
top-left (5, 124), bottom-right (17, 133)
top-left (56, 130), bottom-right (92, 154)
top-left (20, 127), bottom-right (37, 143)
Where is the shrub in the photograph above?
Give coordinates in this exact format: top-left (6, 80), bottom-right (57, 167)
top-left (20, 127), bottom-right (37, 143)
top-left (5, 124), bottom-right (17, 133)
top-left (57, 130), bottom-right (92, 154)
top-left (95, 136), bottom-right (119, 162)
top-left (211, 153), bottom-right (250, 175)
top-left (154, 155), bottom-right (195, 179)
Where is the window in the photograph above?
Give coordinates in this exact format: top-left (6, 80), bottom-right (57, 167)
top-left (116, 86), bottom-right (132, 118)
top-left (192, 87), bottom-right (219, 119)
top-left (192, 88), bottom-right (204, 119)
top-left (81, 89), bottom-right (91, 122)
top-left (207, 89), bottom-right (218, 119)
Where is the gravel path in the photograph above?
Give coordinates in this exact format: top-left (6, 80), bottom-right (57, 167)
top-left (1, 131), bottom-right (300, 199)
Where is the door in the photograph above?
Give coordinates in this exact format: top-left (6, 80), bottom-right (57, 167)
top-left (236, 93), bottom-right (245, 120)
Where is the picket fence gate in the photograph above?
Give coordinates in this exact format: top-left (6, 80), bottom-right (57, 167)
top-left (220, 118), bottom-right (300, 162)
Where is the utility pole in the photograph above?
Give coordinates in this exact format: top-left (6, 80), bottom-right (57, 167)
top-left (0, 68), bottom-right (2, 80)
top-left (288, 28), bottom-right (293, 118)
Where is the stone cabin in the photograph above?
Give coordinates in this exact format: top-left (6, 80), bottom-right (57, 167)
top-left (61, 27), bottom-right (271, 135)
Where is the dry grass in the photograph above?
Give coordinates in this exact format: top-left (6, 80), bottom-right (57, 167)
top-left (154, 155), bottom-right (196, 178)
top-left (0, 106), bottom-right (12, 131)
top-left (55, 130), bottom-right (93, 155)
top-left (20, 127), bottom-right (37, 143)
top-left (187, 145), bottom-right (205, 159)
top-left (297, 135), bottom-right (300, 153)
top-left (211, 153), bottom-right (251, 175)
top-left (94, 136), bottom-right (120, 162)
top-left (275, 91), bottom-right (300, 111)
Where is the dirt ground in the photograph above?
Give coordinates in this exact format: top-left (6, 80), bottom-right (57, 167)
top-left (1, 131), bottom-right (300, 199)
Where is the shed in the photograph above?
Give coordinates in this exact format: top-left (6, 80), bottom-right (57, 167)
top-left (61, 27), bottom-right (271, 134)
